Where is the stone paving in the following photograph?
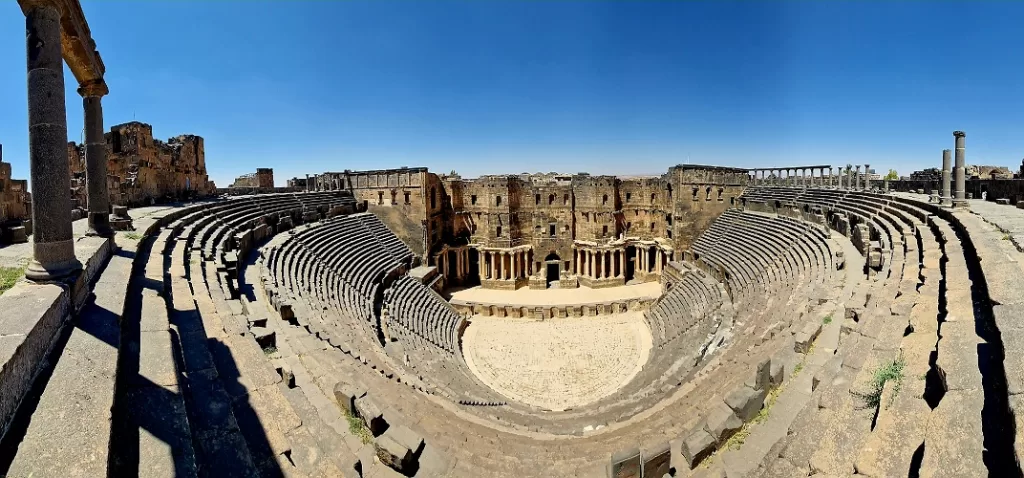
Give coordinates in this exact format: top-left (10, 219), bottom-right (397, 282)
top-left (449, 281), bottom-right (661, 306)
top-left (462, 312), bottom-right (652, 411)
top-left (0, 205), bottom-right (179, 268)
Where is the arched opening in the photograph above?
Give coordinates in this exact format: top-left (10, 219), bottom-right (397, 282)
top-left (544, 252), bottom-right (561, 288)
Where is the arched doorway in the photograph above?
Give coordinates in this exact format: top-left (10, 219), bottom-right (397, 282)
top-left (544, 252), bottom-right (561, 288)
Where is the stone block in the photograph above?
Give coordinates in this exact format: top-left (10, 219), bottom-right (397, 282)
top-left (384, 425), bottom-right (424, 457)
top-left (744, 357), bottom-right (771, 391)
top-left (703, 400), bottom-right (743, 443)
top-left (333, 381), bottom-right (367, 415)
top-left (608, 446), bottom-right (640, 478)
top-left (641, 442), bottom-right (671, 478)
top-left (724, 385), bottom-right (766, 422)
top-left (681, 428), bottom-right (716, 469)
top-left (374, 435), bottom-right (413, 473)
top-left (354, 395), bottom-right (388, 436)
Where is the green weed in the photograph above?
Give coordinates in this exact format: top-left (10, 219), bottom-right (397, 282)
top-left (0, 266), bottom-right (25, 296)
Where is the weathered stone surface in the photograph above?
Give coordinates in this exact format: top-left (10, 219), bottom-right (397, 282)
top-left (375, 434), bottom-right (413, 472)
top-left (681, 428), bottom-right (716, 469)
top-left (704, 400), bottom-right (743, 443)
top-left (333, 381), bottom-right (367, 415)
top-left (354, 395), bottom-right (388, 436)
top-left (725, 385), bottom-right (766, 422)
top-left (745, 357), bottom-right (772, 391)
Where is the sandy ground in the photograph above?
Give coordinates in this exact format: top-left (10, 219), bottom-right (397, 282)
top-left (462, 312), bottom-right (652, 411)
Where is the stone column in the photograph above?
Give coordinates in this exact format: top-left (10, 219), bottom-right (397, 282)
top-left (619, 249), bottom-right (625, 278)
top-left (24, 1), bottom-right (83, 281)
top-left (941, 149), bottom-right (952, 206)
top-left (863, 164), bottom-right (871, 190)
top-left (305, 174), bottom-right (310, 192)
top-left (489, 252), bottom-right (496, 280)
top-left (853, 166), bottom-right (861, 190)
top-left (953, 131), bottom-right (968, 209)
top-left (79, 81), bottom-right (113, 237)
top-left (884, 178), bottom-right (890, 192)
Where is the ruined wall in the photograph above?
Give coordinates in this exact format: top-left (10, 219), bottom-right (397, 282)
top-left (0, 145), bottom-right (31, 226)
top-left (321, 164), bottom-right (749, 271)
top-left (666, 165), bottom-right (749, 253)
top-left (618, 177), bottom-right (669, 240)
top-left (231, 168), bottom-right (274, 189)
top-left (321, 167), bottom-right (449, 257)
top-left (67, 121), bottom-right (215, 208)
top-left (459, 176), bottom-right (522, 249)
top-left (522, 175), bottom-right (575, 267)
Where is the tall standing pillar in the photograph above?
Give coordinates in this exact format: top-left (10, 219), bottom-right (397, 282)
top-left (863, 164), bottom-right (871, 190)
top-left (941, 149), bottom-right (953, 206)
top-left (854, 166), bottom-right (861, 190)
top-left (80, 81), bottom-right (113, 237)
top-left (953, 131), bottom-right (968, 209)
top-left (24, 1), bottom-right (83, 281)
top-left (305, 174), bottom-right (310, 192)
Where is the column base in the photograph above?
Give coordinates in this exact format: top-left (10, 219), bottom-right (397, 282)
top-left (952, 199), bottom-right (970, 210)
top-left (25, 240), bottom-right (83, 282)
top-left (86, 213), bottom-right (115, 238)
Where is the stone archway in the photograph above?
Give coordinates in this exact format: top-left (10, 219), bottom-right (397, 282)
top-left (544, 252), bottom-right (561, 288)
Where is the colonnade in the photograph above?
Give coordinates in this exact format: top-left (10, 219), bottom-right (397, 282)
top-left (573, 245), bottom-right (665, 280)
top-left (750, 164), bottom-right (875, 191)
top-left (19, 0), bottom-right (115, 282)
top-left (435, 246), bottom-right (473, 283)
top-left (479, 248), bottom-right (533, 282)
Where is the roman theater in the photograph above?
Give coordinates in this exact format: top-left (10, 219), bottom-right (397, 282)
top-left (2, 2), bottom-right (1024, 478)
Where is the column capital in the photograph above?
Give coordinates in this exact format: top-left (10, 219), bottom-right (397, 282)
top-left (77, 79), bottom-right (109, 98)
top-left (953, 130), bottom-right (966, 138)
top-left (19, 0), bottom-right (63, 15)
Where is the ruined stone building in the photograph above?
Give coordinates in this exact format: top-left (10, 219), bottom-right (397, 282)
top-left (230, 168), bottom-right (275, 188)
top-left (286, 176), bottom-right (308, 189)
top-left (67, 121), bottom-right (215, 208)
top-left (0, 145), bottom-right (32, 242)
top-left (312, 165), bottom-right (748, 290)
top-left (970, 165), bottom-right (1013, 179)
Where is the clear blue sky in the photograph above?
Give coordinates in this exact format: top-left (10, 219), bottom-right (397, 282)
top-left (2, 1), bottom-right (1023, 187)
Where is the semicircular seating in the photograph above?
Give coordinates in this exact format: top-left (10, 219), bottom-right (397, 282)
top-left (12, 186), bottom-right (1004, 477)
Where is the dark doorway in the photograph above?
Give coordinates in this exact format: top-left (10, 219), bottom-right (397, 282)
top-left (447, 250), bottom-right (458, 283)
top-left (468, 249), bottom-right (480, 286)
top-left (544, 252), bottom-right (560, 288)
top-left (624, 246), bottom-right (636, 283)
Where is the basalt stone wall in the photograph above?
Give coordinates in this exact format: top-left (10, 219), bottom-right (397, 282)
top-left (313, 164), bottom-right (749, 272)
top-left (889, 178), bottom-right (1024, 203)
top-left (318, 168), bottom-right (449, 257)
top-left (619, 176), bottom-right (669, 240)
top-left (667, 165), bottom-right (749, 253)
